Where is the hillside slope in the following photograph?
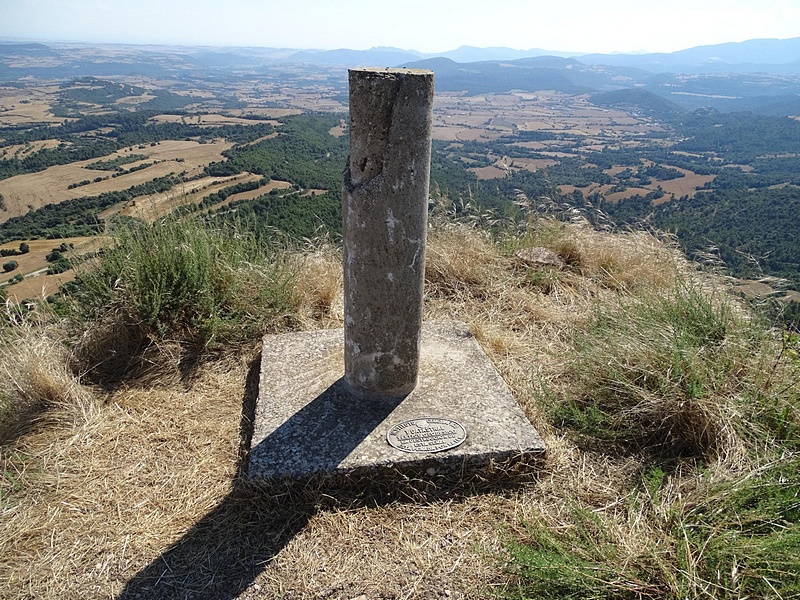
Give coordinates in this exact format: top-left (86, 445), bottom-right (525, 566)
top-left (0, 218), bottom-right (798, 598)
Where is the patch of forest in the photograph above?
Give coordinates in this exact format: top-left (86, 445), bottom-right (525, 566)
top-left (3, 88), bottom-right (800, 291)
top-left (0, 110), bottom-right (276, 180)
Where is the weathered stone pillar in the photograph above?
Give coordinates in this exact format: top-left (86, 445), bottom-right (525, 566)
top-left (343, 67), bottom-right (434, 400)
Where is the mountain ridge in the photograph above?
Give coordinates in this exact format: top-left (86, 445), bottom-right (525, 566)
top-left (279, 37), bottom-right (800, 73)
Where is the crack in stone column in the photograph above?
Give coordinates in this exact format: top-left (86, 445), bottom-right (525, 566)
top-left (342, 67), bottom-right (434, 400)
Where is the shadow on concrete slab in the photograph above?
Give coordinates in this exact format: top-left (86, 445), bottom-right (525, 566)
top-left (116, 349), bottom-right (543, 599)
top-left (248, 376), bottom-right (406, 480)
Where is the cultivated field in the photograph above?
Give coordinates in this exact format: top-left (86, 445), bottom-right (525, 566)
top-left (4, 270), bottom-right (76, 303)
top-left (0, 85), bottom-right (68, 127)
top-left (149, 114), bottom-right (281, 127)
top-left (116, 172), bottom-right (263, 222)
top-left (216, 179), bottom-right (293, 206)
top-left (0, 236), bottom-right (105, 301)
top-left (0, 139), bottom-right (66, 159)
top-left (433, 92), bottom-right (664, 147)
top-left (557, 162), bottom-right (716, 203)
top-left (0, 140), bottom-right (234, 220)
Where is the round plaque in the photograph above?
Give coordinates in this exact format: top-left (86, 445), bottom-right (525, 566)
top-left (386, 418), bottom-right (467, 454)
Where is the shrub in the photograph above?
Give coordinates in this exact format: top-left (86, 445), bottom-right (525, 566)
top-left (46, 259), bottom-right (70, 275)
top-left (547, 277), bottom-right (797, 459)
top-left (69, 217), bottom-right (297, 381)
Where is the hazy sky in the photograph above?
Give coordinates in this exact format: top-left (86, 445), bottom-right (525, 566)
top-left (2, 0), bottom-right (800, 54)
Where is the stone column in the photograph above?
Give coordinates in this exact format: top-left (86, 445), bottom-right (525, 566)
top-left (343, 67), bottom-right (434, 400)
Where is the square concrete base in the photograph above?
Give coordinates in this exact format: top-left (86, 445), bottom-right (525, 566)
top-left (248, 321), bottom-right (544, 484)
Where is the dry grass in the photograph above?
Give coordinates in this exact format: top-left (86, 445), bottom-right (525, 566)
top-left (0, 317), bottom-right (95, 445)
top-left (291, 244), bottom-right (344, 329)
top-left (0, 219), bottom-right (794, 599)
top-left (0, 353), bottom-right (244, 599)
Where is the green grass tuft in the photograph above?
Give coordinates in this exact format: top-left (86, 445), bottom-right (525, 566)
top-left (549, 279), bottom-right (777, 458)
top-left (505, 459), bottom-right (800, 600)
top-left (68, 217), bottom-right (297, 382)
top-left (677, 458), bottom-right (800, 598)
top-left (506, 506), bottom-right (661, 599)
top-left (507, 262), bottom-right (800, 599)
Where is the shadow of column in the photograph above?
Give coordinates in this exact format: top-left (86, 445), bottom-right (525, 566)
top-left (116, 357), bottom-right (403, 599)
top-left (116, 355), bottom-right (320, 599)
top-left (116, 482), bottom-right (316, 600)
top-left (116, 352), bottom-right (540, 599)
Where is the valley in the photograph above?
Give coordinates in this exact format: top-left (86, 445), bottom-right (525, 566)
top-left (0, 40), bottom-right (799, 313)
top-left (1, 30), bottom-right (800, 600)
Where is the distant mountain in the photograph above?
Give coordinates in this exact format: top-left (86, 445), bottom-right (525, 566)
top-left (580, 37), bottom-right (800, 73)
top-left (401, 56), bottom-right (640, 95)
top-left (0, 42), bottom-right (58, 57)
top-left (438, 45), bottom-right (579, 63)
top-left (2, 38), bottom-right (799, 117)
top-left (282, 38), bottom-right (800, 74)
top-left (284, 45), bottom-right (582, 66)
top-left (287, 47), bottom-right (422, 66)
top-left (399, 54), bottom-right (800, 117)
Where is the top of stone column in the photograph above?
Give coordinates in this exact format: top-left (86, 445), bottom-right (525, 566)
top-left (346, 68), bottom-right (433, 190)
top-left (349, 67), bottom-right (434, 76)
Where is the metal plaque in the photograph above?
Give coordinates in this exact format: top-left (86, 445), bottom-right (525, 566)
top-left (386, 418), bottom-right (467, 454)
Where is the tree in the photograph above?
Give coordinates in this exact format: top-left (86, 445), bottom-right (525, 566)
top-left (3, 260), bottom-right (19, 272)
top-left (18, 242), bottom-right (29, 254)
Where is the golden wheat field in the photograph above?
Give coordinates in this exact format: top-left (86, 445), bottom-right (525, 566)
top-left (0, 140), bottom-right (234, 220)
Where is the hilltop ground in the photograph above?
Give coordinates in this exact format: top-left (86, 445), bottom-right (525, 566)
top-left (0, 217), bottom-right (798, 599)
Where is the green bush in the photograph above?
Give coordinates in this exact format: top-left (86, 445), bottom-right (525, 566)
top-left (46, 258), bottom-right (70, 275)
top-left (546, 279), bottom-right (788, 459)
top-left (71, 217), bottom-right (297, 349)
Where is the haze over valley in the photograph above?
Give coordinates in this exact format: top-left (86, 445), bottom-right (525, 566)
top-left (1, 35), bottom-right (798, 312)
